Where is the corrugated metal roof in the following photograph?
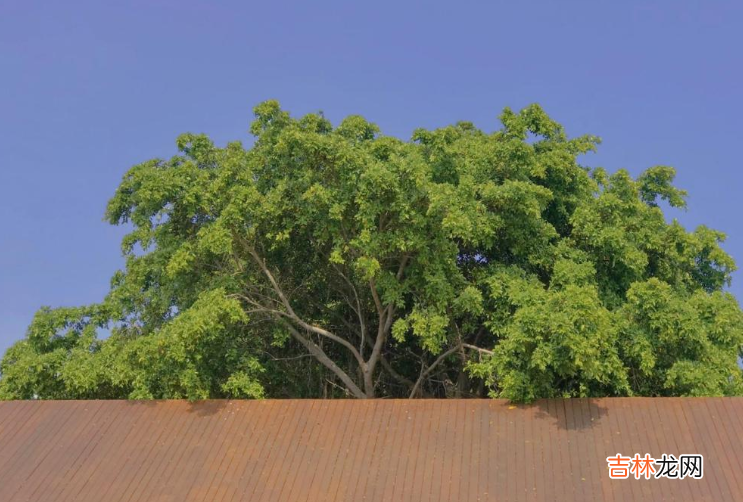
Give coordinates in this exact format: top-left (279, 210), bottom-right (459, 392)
top-left (0, 398), bottom-right (740, 501)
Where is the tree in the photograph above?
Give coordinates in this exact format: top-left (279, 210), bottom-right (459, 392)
top-left (1, 101), bottom-right (741, 401)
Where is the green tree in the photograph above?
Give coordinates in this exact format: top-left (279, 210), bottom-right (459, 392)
top-left (1, 101), bottom-right (741, 401)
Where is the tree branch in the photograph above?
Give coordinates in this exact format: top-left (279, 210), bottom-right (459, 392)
top-left (409, 344), bottom-right (462, 398)
top-left (279, 320), bottom-right (366, 399)
top-left (380, 355), bottom-right (415, 390)
top-left (245, 248), bottom-right (366, 368)
top-left (331, 263), bottom-right (368, 357)
top-left (462, 343), bottom-right (494, 355)
top-left (407, 342), bottom-right (491, 398)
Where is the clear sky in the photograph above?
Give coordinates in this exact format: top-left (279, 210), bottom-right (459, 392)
top-left (1, 1), bottom-right (741, 356)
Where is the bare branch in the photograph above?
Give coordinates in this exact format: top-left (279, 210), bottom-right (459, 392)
top-left (244, 247), bottom-right (366, 368)
top-left (396, 253), bottom-right (411, 280)
top-left (331, 263), bottom-right (368, 357)
top-left (280, 320), bottom-right (367, 399)
top-left (369, 278), bottom-right (384, 320)
top-left (379, 356), bottom-right (415, 390)
top-left (366, 253), bottom-right (410, 376)
top-left (409, 344), bottom-right (462, 398)
top-left (462, 343), bottom-right (494, 355)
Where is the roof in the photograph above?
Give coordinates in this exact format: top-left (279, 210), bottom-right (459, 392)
top-left (0, 398), bottom-right (741, 501)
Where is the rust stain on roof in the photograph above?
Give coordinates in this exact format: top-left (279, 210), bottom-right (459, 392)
top-left (0, 398), bottom-right (741, 501)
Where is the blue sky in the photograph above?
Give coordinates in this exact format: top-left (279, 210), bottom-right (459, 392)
top-left (1, 1), bottom-right (741, 356)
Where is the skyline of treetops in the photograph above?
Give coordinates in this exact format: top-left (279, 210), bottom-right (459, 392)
top-left (1, 101), bottom-right (740, 402)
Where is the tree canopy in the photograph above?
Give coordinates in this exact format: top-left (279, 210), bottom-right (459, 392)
top-left (1, 101), bottom-right (741, 402)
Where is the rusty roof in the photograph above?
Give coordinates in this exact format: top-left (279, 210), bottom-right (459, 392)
top-left (0, 398), bottom-right (741, 501)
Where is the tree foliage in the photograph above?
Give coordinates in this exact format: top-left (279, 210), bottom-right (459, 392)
top-left (1, 101), bottom-right (741, 401)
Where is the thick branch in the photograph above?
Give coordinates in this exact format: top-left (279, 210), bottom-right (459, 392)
top-left (370, 278), bottom-right (384, 320)
top-left (280, 320), bottom-right (366, 399)
top-left (365, 254), bottom-right (410, 389)
top-left (396, 254), bottom-right (411, 280)
top-left (380, 355), bottom-right (415, 390)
